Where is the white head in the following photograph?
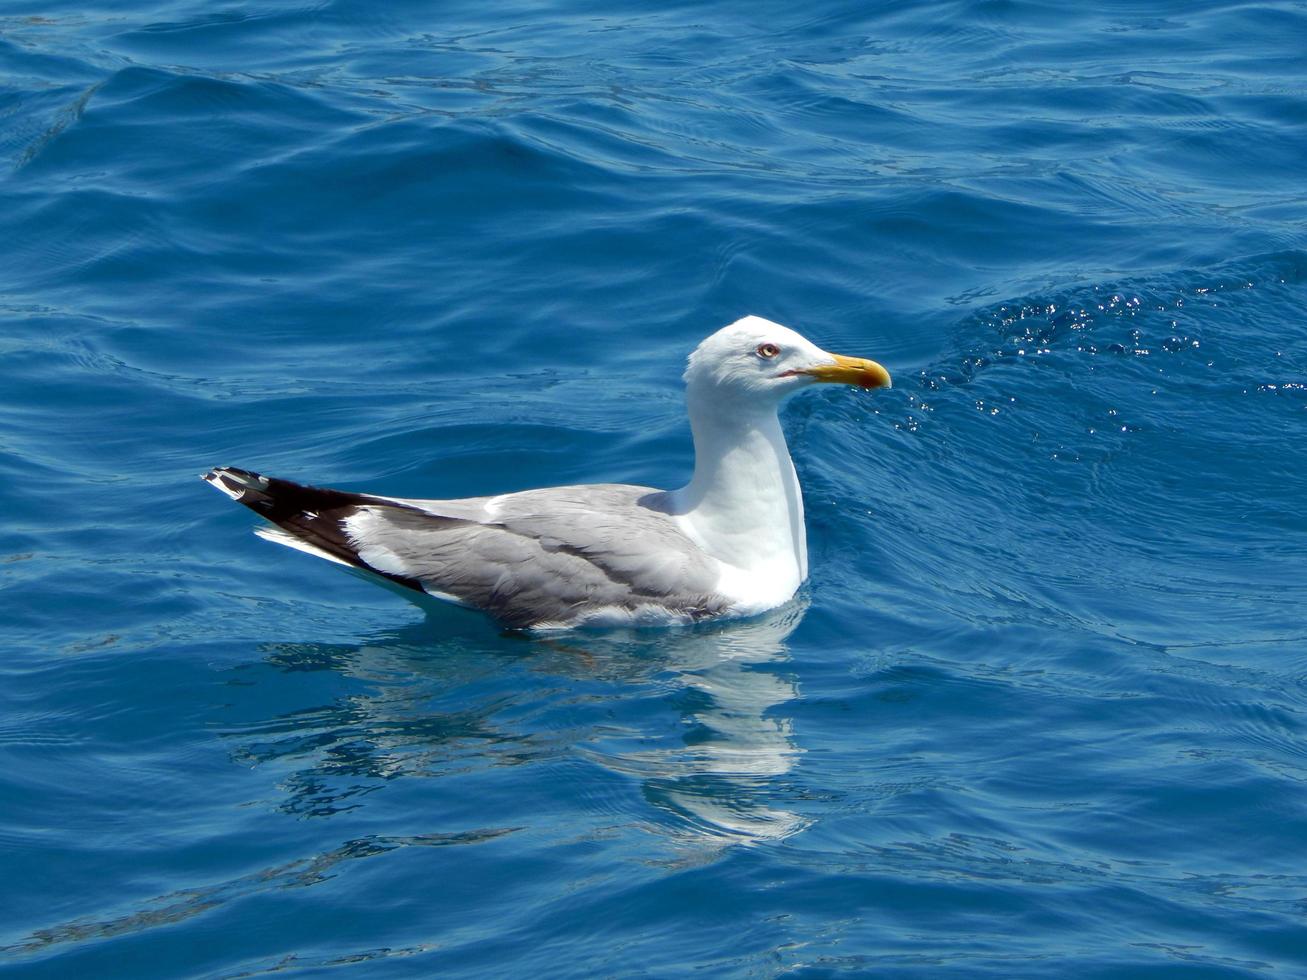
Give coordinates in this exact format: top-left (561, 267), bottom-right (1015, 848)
top-left (684, 315), bottom-right (891, 409)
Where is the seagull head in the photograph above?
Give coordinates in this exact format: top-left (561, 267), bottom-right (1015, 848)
top-left (683, 315), bottom-right (891, 409)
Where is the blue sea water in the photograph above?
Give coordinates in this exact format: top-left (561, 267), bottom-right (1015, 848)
top-left (2, 0), bottom-right (1306, 975)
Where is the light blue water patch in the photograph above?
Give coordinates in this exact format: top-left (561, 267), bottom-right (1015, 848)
top-left (2, 1), bottom-right (1306, 976)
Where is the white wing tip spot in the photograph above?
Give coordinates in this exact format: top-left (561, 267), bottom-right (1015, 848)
top-left (204, 475), bottom-right (246, 501)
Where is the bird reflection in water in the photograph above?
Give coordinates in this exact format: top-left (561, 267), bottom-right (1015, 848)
top-left (565, 599), bottom-right (810, 847)
top-left (231, 598), bottom-right (810, 848)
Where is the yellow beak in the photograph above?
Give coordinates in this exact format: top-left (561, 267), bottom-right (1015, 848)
top-left (800, 353), bottom-right (892, 390)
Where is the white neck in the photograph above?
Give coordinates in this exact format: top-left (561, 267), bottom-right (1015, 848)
top-left (667, 389), bottom-right (808, 583)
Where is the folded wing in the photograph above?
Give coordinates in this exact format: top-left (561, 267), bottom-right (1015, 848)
top-left (204, 468), bottom-right (726, 628)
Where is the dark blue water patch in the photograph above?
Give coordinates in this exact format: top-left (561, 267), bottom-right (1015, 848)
top-left (803, 252), bottom-right (1307, 654)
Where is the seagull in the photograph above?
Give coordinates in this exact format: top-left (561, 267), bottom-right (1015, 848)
top-left (203, 316), bottom-right (891, 629)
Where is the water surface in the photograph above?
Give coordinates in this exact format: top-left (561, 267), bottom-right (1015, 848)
top-left (2, 1), bottom-right (1306, 976)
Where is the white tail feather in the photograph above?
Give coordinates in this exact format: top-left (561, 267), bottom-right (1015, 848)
top-left (253, 526), bottom-right (354, 568)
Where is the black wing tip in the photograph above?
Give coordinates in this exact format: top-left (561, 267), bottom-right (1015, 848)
top-left (200, 466), bottom-right (428, 596)
top-left (202, 466), bottom-right (264, 482)
top-left (202, 466), bottom-right (275, 507)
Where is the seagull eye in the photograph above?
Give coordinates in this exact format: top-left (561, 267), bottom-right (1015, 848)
top-left (756, 342), bottom-right (781, 359)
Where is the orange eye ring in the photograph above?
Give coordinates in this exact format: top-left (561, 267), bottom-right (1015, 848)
top-left (756, 342), bottom-right (781, 359)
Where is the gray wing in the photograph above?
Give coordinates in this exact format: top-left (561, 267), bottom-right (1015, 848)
top-left (345, 484), bottom-right (727, 628)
